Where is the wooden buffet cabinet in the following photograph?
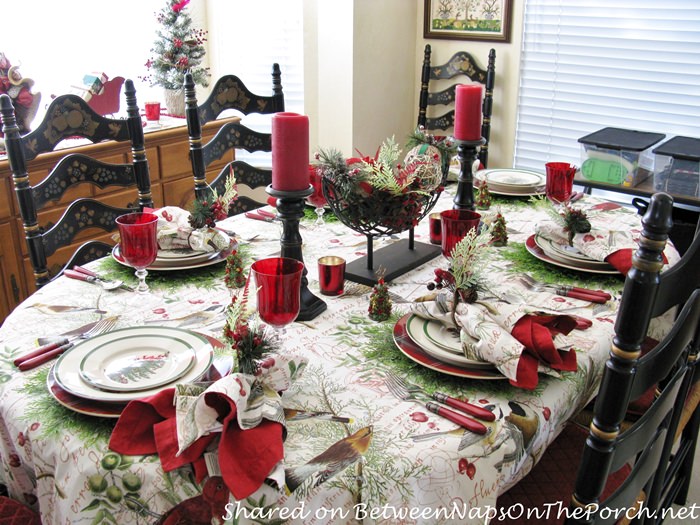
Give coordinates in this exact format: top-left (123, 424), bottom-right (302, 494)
top-left (0, 119), bottom-right (233, 323)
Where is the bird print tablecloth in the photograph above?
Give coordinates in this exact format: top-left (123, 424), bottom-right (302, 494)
top-left (0, 189), bottom-right (679, 524)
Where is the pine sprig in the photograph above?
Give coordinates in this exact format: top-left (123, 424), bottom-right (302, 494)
top-left (189, 170), bottom-right (238, 229)
top-left (531, 196), bottom-right (592, 246)
top-left (222, 284), bottom-right (277, 375)
top-left (359, 137), bottom-right (428, 196)
top-left (449, 226), bottom-right (491, 290)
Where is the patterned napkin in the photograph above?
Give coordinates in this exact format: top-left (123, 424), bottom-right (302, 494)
top-left (535, 220), bottom-right (639, 274)
top-left (410, 296), bottom-right (591, 390)
top-left (148, 206), bottom-right (230, 252)
top-left (109, 354), bottom-right (307, 499)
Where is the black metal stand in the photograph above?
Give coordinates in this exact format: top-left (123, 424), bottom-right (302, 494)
top-left (453, 137), bottom-right (486, 210)
top-left (266, 185), bottom-right (327, 321)
top-left (344, 234), bottom-right (440, 287)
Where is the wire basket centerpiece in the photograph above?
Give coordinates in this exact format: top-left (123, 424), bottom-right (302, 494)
top-left (315, 134), bottom-right (451, 285)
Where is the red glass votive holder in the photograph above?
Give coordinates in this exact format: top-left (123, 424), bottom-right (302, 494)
top-left (545, 162), bottom-right (576, 204)
top-left (429, 213), bottom-right (442, 245)
top-left (145, 101), bottom-right (161, 122)
top-left (440, 209), bottom-right (481, 258)
top-left (318, 256), bottom-right (346, 296)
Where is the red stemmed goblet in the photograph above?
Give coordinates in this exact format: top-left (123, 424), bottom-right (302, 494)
top-left (251, 257), bottom-right (305, 335)
top-left (116, 212), bottom-right (159, 294)
top-left (307, 166), bottom-right (327, 227)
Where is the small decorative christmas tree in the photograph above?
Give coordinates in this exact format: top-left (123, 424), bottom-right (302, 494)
top-left (491, 210), bottom-right (508, 246)
top-left (142, 0), bottom-right (210, 90)
top-left (475, 180), bottom-right (492, 210)
top-left (224, 250), bottom-right (246, 290)
top-left (368, 276), bottom-right (392, 322)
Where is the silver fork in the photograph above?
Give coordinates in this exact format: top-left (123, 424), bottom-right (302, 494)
top-left (386, 372), bottom-right (494, 422)
top-left (384, 372), bottom-right (488, 433)
top-left (15, 316), bottom-right (119, 370)
top-left (519, 274), bottom-right (611, 303)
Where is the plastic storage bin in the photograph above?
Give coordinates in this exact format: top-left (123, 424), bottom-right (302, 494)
top-left (578, 127), bottom-right (665, 187)
top-left (652, 136), bottom-right (700, 198)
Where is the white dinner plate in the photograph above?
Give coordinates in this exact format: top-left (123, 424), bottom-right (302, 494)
top-left (405, 315), bottom-right (494, 369)
top-left (156, 248), bottom-right (213, 263)
top-left (79, 333), bottom-right (197, 392)
top-left (534, 235), bottom-right (617, 271)
top-left (474, 169), bottom-right (546, 196)
top-left (526, 235), bottom-right (621, 275)
top-left (479, 168), bottom-right (546, 188)
top-left (54, 326), bottom-right (213, 403)
top-left (394, 316), bottom-right (504, 380)
top-left (113, 243), bottom-right (231, 271)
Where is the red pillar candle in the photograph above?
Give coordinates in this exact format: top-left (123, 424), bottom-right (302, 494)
top-left (272, 112), bottom-right (310, 192)
top-left (454, 84), bottom-right (483, 141)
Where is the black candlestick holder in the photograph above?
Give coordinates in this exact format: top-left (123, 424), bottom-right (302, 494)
top-left (453, 137), bottom-right (486, 211)
top-left (266, 184), bottom-right (327, 321)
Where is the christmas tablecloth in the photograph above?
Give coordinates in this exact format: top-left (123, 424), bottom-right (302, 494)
top-left (0, 189), bottom-right (679, 524)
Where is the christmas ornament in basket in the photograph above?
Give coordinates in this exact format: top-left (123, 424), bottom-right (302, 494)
top-left (316, 135), bottom-right (448, 285)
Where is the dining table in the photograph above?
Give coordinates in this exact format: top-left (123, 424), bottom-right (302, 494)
top-left (0, 183), bottom-right (681, 525)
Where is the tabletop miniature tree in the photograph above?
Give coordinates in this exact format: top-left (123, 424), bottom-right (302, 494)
top-left (475, 180), bottom-right (492, 210)
top-left (368, 276), bottom-right (392, 322)
top-left (491, 210), bottom-right (508, 246)
top-left (143, 0), bottom-right (210, 91)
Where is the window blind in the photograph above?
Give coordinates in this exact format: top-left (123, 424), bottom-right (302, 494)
top-left (206, 0), bottom-right (304, 167)
top-left (514, 0), bottom-right (700, 173)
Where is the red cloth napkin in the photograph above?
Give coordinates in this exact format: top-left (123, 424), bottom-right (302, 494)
top-left (605, 248), bottom-right (634, 274)
top-left (605, 248), bottom-right (668, 275)
top-left (109, 388), bottom-right (284, 500)
top-left (509, 314), bottom-right (591, 390)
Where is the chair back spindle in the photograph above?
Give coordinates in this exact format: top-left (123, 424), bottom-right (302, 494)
top-left (185, 65), bottom-right (284, 213)
top-left (417, 44), bottom-right (495, 168)
top-left (0, 80), bottom-right (153, 289)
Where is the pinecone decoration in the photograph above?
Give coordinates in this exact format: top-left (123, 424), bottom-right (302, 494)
top-left (224, 250), bottom-right (246, 290)
top-left (491, 211), bottom-right (508, 246)
top-left (562, 205), bottom-right (591, 246)
top-left (368, 277), bottom-right (392, 322)
top-left (189, 198), bottom-right (216, 229)
top-left (475, 180), bottom-right (492, 210)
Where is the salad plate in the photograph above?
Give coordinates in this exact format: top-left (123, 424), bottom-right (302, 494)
top-left (405, 315), bottom-right (492, 369)
top-left (526, 235), bottom-right (621, 275)
top-left (394, 315), bottom-right (504, 380)
top-left (54, 326), bottom-right (213, 403)
top-left (79, 334), bottom-right (197, 392)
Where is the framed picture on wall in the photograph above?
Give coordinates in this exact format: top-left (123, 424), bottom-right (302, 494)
top-left (423, 0), bottom-right (512, 42)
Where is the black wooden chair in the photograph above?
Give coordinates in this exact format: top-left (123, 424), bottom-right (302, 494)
top-left (497, 192), bottom-right (700, 524)
top-left (417, 44), bottom-right (496, 168)
top-left (0, 80), bottom-right (153, 289)
top-left (184, 64), bottom-right (284, 215)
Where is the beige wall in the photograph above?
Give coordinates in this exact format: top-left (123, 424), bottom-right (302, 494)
top-left (415, 1), bottom-right (525, 168)
top-left (305, 0), bottom-right (418, 156)
top-left (305, 0), bottom-right (524, 167)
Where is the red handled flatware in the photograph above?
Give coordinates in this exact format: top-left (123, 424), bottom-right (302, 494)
top-left (14, 316), bottom-right (119, 370)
